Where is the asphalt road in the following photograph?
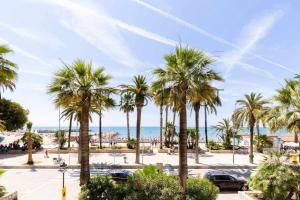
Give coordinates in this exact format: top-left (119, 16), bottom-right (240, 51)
top-left (0, 168), bottom-right (253, 200)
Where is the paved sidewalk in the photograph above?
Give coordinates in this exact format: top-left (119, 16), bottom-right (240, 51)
top-left (0, 150), bottom-right (263, 168)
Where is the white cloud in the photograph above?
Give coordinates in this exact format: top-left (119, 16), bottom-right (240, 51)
top-left (0, 37), bottom-right (56, 69)
top-left (40, 0), bottom-right (145, 69)
top-left (221, 10), bottom-right (286, 78)
top-left (0, 21), bottom-right (64, 48)
top-left (131, 0), bottom-right (294, 73)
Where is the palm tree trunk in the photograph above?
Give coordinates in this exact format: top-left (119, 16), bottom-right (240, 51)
top-left (78, 133), bottom-right (81, 164)
top-left (80, 97), bottom-right (90, 186)
top-left (68, 114), bottom-right (73, 149)
top-left (172, 110), bottom-right (176, 147)
top-left (194, 103), bottom-right (200, 164)
top-left (126, 111), bottom-right (130, 140)
top-left (135, 106), bottom-right (142, 164)
top-left (204, 104), bottom-right (208, 148)
top-left (159, 104), bottom-right (163, 149)
top-left (256, 121), bottom-right (260, 138)
top-left (179, 94), bottom-right (188, 196)
top-left (249, 123), bottom-right (254, 164)
top-left (165, 105), bottom-right (168, 131)
top-left (99, 111), bottom-right (102, 149)
top-left (27, 132), bottom-right (34, 165)
top-left (294, 132), bottom-right (298, 143)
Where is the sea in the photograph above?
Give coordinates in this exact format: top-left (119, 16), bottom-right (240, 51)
top-left (33, 126), bottom-right (288, 141)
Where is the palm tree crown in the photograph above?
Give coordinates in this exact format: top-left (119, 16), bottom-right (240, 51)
top-left (0, 45), bottom-right (17, 98)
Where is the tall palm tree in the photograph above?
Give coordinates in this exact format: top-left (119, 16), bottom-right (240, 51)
top-left (120, 92), bottom-right (135, 140)
top-left (204, 96), bottom-right (222, 147)
top-left (189, 78), bottom-right (222, 163)
top-left (0, 45), bottom-right (17, 99)
top-left (153, 45), bottom-right (218, 194)
top-left (94, 94), bottom-right (115, 149)
top-left (233, 92), bottom-right (269, 164)
top-left (121, 75), bottom-right (150, 164)
top-left (273, 78), bottom-right (300, 142)
top-left (48, 59), bottom-right (110, 185)
top-left (26, 121), bottom-right (34, 165)
top-left (151, 79), bottom-right (170, 149)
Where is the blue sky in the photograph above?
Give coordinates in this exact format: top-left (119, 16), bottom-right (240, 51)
top-left (0, 0), bottom-right (299, 127)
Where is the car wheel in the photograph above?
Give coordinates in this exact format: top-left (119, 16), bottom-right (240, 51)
top-left (241, 185), bottom-right (248, 191)
top-left (216, 185), bottom-right (221, 191)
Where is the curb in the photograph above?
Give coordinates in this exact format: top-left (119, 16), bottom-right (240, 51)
top-left (0, 164), bottom-right (257, 170)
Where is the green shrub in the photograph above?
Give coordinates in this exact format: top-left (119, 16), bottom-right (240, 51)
top-left (54, 130), bottom-right (66, 149)
top-left (248, 151), bottom-right (300, 200)
top-left (254, 135), bottom-right (273, 152)
top-left (79, 174), bottom-right (125, 200)
top-left (0, 169), bottom-right (5, 197)
top-left (187, 177), bottom-right (219, 200)
top-left (126, 165), bottom-right (183, 200)
top-left (208, 141), bottom-right (222, 150)
top-left (127, 139), bottom-right (136, 149)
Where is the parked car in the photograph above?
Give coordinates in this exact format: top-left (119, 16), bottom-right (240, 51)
top-left (108, 169), bottom-right (131, 182)
top-left (204, 170), bottom-right (248, 191)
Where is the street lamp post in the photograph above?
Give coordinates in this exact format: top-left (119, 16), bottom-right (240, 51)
top-left (59, 162), bottom-right (67, 200)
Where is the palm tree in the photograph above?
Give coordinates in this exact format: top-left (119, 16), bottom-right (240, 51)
top-left (273, 78), bottom-right (300, 142)
top-left (120, 92), bottom-right (135, 141)
top-left (48, 59), bottom-right (110, 185)
top-left (204, 96), bottom-right (222, 147)
top-left (121, 75), bottom-right (150, 164)
top-left (94, 94), bottom-right (115, 149)
top-left (60, 103), bottom-right (82, 159)
top-left (213, 118), bottom-right (233, 149)
top-left (151, 79), bottom-right (170, 149)
top-left (189, 79), bottom-right (222, 163)
top-left (233, 92), bottom-right (269, 163)
top-left (153, 45), bottom-right (218, 194)
top-left (0, 45), bottom-right (17, 99)
top-left (26, 121), bottom-right (34, 165)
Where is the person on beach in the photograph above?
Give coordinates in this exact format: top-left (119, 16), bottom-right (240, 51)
top-left (44, 149), bottom-right (49, 158)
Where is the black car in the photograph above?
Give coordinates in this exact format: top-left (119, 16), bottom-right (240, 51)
top-left (108, 169), bottom-right (131, 182)
top-left (204, 171), bottom-right (248, 191)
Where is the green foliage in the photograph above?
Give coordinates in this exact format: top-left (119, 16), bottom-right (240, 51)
top-left (207, 140), bottom-right (222, 150)
top-left (21, 132), bottom-right (43, 149)
top-left (79, 174), bottom-right (125, 200)
top-left (0, 44), bottom-right (17, 97)
top-left (0, 98), bottom-right (28, 131)
top-left (187, 177), bottom-right (219, 200)
top-left (127, 139), bottom-right (136, 149)
top-left (164, 122), bottom-right (176, 148)
top-left (126, 165), bottom-right (183, 200)
top-left (187, 128), bottom-right (196, 149)
top-left (254, 135), bottom-right (273, 152)
top-left (54, 130), bottom-right (67, 149)
top-left (0, 169), bottom-right (5, 197)
top-left (248, 151), bottom-right (300, 200)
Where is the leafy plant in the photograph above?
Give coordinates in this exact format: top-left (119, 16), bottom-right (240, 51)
top-left (254, 135), bottom-right (273, 152)
top-left (187, 177), bottom-right (219, 200)
top-left (54, 130), bottom-right (66, 149)
top-left (0, 169), bottom-right (5, 197)
top-left (207, 140), bottom-right (222, 150)
top-left (126, 165), bottom-right (183, 200)
top-left (79, 174), bottom-right (125, 200)
top-left (248, 151), bottom-right (300, 200)
top-left (127, 139), bottom-right (136, 149)
top-left (0, 98), bottom-right (28, 131)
